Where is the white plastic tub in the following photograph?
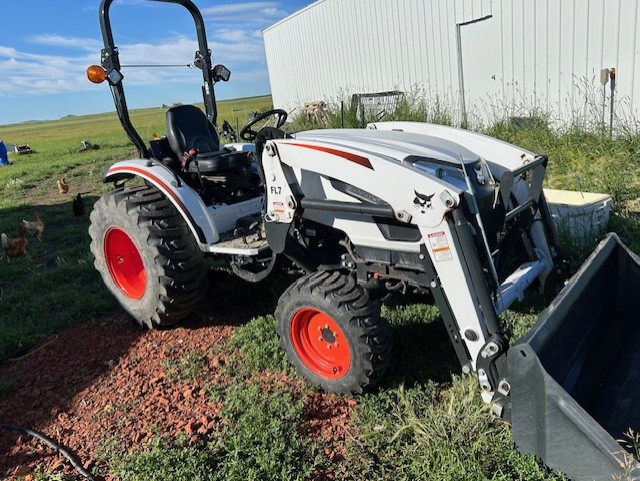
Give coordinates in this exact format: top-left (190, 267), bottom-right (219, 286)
top-left (544, 188), bottom-right (613, 244)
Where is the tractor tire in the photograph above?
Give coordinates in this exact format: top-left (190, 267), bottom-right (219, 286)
top-left (89, 185), bottom-right (208, 329)
top-left (276, 270), bottom-right (392, 394)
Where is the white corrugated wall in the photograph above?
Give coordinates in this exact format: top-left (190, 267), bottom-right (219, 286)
top-left (263, 0), bottom-right (640, 129)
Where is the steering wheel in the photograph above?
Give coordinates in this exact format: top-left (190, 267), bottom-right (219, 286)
top-left (239, 109), bottom-right (288, 142)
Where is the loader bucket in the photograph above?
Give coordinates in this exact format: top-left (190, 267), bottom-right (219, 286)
top-left (509, 233), bottom-right (640, 480)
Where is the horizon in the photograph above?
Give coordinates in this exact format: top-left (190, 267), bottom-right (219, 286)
top-left (0, 1), bottom-right (310, 126)
top-left (0, 93), bottom-right (273, 128)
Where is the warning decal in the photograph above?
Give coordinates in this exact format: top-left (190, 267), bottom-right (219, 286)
top-left (428, 231), bottom-right (453, 262)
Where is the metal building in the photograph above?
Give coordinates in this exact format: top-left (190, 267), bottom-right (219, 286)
top-left (263, 0), bottom-right (640, 129)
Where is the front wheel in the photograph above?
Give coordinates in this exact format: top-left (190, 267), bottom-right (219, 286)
top-left (275, 271), bottom-right (392, 394)
top-left (89, 185), bottom-right (208, 328)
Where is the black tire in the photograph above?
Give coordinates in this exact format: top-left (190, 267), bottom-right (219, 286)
top-left (89, 185), bottom-right (208, 328)
top-left (275, 270), bottom-right (392, 394)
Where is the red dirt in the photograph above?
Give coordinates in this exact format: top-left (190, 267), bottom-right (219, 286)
top-left (0, 309), bottom-right (352, 480)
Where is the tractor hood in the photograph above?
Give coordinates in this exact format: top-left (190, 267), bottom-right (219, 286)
top-left (293, 129), bottom-right (482, 167)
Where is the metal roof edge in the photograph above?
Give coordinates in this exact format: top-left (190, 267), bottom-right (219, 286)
top-left (262, 0), bottom-right (325, 35)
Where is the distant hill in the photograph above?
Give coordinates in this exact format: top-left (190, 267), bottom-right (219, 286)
top-left (0, 94), bottom-right (273, 128)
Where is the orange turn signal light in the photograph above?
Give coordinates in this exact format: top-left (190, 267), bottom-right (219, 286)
top-left (87, 65), bottom-right (106, 84)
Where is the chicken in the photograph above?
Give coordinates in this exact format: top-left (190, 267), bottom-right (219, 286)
top-left (57, 177), bottom-right (69, 194)
top-left (72, 193), bottom-right (85, 216)
top-left (22, 211), bottom-right (44, 240)
top-left (1, 224), bottom-right (28, 262)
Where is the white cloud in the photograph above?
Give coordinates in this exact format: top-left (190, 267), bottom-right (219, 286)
top-left (201, 2), bottom-right (288, 24)
top-left (30, 34), bottom-right (102, 51)
top-left (201, 2), bottom-right (279, 15)
top-left (0, 0), bottom-right (293, 100)
top-left (0, 47), bottom-right (20, 58)
top-left (215, 29), bottom-right (250, 43)
top-left (119, 36), bottom-right (198, 65)
top-left (0, 30), bottom-right (267, 98)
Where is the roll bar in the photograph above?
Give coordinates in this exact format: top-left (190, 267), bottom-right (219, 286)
top-left (98, 0), bottom-right (218, 158)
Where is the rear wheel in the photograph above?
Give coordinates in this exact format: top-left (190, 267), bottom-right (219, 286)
top-left (89, 185), bottom-right (208, 328)
top-left (276, 271), bottom-right (392, 394)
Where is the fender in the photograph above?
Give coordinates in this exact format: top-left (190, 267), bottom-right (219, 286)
top-left (104, 158), bottom-right (221, 248)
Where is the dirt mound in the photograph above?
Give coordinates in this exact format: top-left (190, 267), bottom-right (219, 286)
top-left (0, 306), bottom-right (351, 480)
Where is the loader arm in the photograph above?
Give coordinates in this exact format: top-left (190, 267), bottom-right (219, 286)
top-left (369, 121), bottom-right (563, 282)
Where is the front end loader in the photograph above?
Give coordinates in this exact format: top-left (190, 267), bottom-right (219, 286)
top-left (258, 120), bottom-right (640, 480)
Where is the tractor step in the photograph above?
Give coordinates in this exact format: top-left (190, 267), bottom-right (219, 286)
top-left (208, 229), bottom-right (269, 255)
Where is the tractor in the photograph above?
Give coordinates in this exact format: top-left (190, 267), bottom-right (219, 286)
top-left (88, 1), bottom-right (640, 479)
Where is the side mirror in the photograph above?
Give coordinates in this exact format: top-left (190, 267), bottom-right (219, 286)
top-left (212, 64), bottom-right (231, 82)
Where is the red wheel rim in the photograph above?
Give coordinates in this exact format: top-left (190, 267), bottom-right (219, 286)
top-left (290, 307), bottom-right (351, 379)
top-left (104, 227), bottom-right (146, 299)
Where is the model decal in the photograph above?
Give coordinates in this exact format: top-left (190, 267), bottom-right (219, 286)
top-left (284, 142), bottom-right (373, 170)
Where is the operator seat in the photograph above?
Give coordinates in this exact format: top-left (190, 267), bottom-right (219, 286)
top-left (165, 105), bottom-right (250, 173)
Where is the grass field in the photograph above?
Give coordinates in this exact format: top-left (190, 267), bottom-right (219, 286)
top-left (1, 95), bottom-right (640, 480)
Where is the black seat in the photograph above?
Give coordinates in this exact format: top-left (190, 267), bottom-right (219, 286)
top-left (166, 105), bottom-right (249, 173)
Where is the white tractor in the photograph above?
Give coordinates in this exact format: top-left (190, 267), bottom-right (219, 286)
top-left (89, 1), bottom-right (640, 479)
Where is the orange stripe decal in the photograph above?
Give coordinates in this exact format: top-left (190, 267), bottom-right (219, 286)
top-left (284, 142), bottom-right (373, 170)
top-left (106, 165), bottom-right (201, 241)
top-left (107, 165), bottom-right (188, 213)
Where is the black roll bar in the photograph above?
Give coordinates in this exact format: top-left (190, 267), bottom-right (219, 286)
top-left (98, 0), bottom-right (218, 158)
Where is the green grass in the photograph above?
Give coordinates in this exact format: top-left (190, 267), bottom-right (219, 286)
top-left (109, 435), bottom-right (218, 481)
top-left (32, 474), bottom-right (76, 481)
top-left (162, 349), bottom-right (209, 382)
top-left (226, 314), bottom-right (293, 376)
top-left (341, 378), bottom-right (560, 481)
top-left (0, 201), bottom-right (115, 360)
top-left (211, 383), bottom-right (321, 480)
top-left (110, 383), bottom-right (322, 481)
top-left (3, 96), bottom-right (640, 480)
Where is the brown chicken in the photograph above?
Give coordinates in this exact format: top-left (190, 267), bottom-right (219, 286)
top-left (57, 177), bottom-right (69, 194)
top-left (22, 211), bottom-right (44, 240)
top-left (1, 224), bottom-right (28, 262)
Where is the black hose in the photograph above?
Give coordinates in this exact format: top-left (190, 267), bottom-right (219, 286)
top-left (0, 423), bottom-right (101, 481)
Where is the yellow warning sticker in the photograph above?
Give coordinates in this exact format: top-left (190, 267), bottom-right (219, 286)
top-left (428, 231), bottom-right (453, 262)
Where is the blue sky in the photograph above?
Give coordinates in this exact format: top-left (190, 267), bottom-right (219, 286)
top-left (0, 0), bottom-right (310, 125)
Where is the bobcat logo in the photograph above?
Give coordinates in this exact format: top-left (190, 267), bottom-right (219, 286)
top-left (413, 190), bottom-right (434, 213)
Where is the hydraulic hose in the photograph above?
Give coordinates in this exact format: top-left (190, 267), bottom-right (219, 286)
top-left (0, 423), bottom-right (101, 481)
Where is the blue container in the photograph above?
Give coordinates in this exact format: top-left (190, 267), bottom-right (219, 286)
top-left (0, 141), bottom-right (8, 165)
